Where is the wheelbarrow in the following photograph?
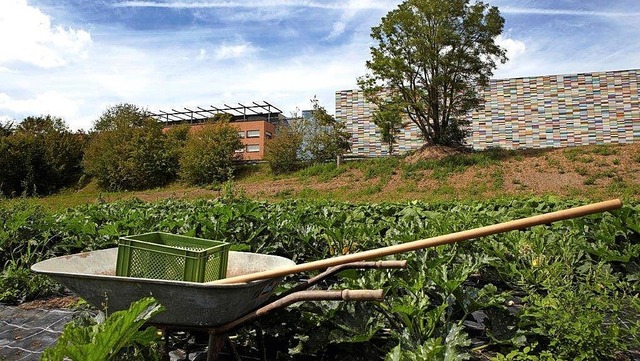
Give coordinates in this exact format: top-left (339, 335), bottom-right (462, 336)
top-left (31, 199), bottom-right (621, 359)
top-left (32, 248), bottom-right (404, 360)
top-left (30, 248), bottom-right (402, 328)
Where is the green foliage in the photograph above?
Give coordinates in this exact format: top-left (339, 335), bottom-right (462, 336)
top-left (164, 123), bottom-right (191, 148)
top-left (0, 119), bottom-right (14, 136)
top-left (359, 156), bottom-right (400, 181)
top-left (373, 103), bottom-right (405, 155)
top-left (0, 201), bottom-right (66, 302)
top-left (307, 98), bottom-right (351, 164)
top-left (179, 122), bottom-right (243, 185)
top-left (93, 103), bottom-right (148, 132)
top-left (42, 297), bottom-right (164, 361)
top-left (0, 262), bottom-right (60, 303)
top-left (359, 0), bottom-right (507, 146)
top-left (385, 325), bottom-right (471, 361)
top-left (266, 102), bottom-right (352, 172)
top-left (264, 124), bottom-right (305, 174)
top-left (83, 117), bottom-right (178, 191)
top-left (0, 115), bottom-right (85, 197)
top-left (591, 144), bottom-right (617, 156)
top-left (403, 149), bottom-right (505, 180)
top-left (3, 197), bottom-right (639, 359)
top-left (513, 288), bottom-right (640, 360)
top-left (296, 162), bottom-right (347, 182)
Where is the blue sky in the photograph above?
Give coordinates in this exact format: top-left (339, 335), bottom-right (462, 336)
top-left (1, 0), bottom-right (639, 131)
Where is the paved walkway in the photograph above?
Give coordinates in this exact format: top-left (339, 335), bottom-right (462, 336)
top-left (0, 305), bottom-right (76, 361)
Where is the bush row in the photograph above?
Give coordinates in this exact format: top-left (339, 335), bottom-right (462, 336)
top-left (1, 105), bottom-right (243, 196)
top-left (0, 116), bottom-right (86, 197)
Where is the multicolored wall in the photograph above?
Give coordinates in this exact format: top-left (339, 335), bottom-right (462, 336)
top-left (335, 89), bottom-right (424, 157)
top-left (336, 69), bottom-right (640, 157)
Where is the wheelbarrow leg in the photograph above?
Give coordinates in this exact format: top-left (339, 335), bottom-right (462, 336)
top-left (158, 326), bottom-right (169, 361)
top-left (207, 331), bottom-right (226, 361)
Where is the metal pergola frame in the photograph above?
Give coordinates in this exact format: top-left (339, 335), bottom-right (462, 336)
top-left (148, 101), bottom-right (283, 126)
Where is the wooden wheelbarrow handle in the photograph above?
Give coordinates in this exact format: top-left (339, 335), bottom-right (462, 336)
top-left (210, 199), bottom-right (622, 285)
top-left (213, 289), bottom-right (383, 335)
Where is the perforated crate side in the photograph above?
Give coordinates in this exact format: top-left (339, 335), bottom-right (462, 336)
top-left (116, 232), bottom-right (229, 282)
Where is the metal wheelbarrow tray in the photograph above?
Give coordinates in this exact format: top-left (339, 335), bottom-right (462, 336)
top-left (31, 248), bottom-right (296, 328)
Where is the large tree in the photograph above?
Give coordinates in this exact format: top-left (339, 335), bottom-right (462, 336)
top-left (358, 0), bottom-right (507, 146)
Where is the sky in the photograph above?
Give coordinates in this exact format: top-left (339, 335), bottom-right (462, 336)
top-left (1, 0), bottom-right (639, 131)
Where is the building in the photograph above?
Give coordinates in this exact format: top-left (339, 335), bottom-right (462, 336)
top-left (335, 90), bottom-right (423, 157)
top-left (150, 102), bottom-right (284, 161)
top-left (336, 69), bottom-right (640, 157)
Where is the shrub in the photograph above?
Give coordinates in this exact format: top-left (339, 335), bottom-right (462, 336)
top-left (264, 125), bottom-right (305, 174)
top-left (0, 116), bottom-right (85, 197)
top-left (165, 124), bottom-right (191, 149)
top-left (179, 122), bottom-right (243, 185)
top-left (83, 117), bottom-right (178, 191)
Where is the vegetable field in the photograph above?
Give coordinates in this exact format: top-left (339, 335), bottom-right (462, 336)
top-left (1, 197), bottom-right (639, 360)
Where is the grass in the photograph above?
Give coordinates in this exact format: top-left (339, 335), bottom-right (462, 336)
top-left (591, 144), bottom-right (618, 156)
top-left (401, 150), bottom-right (511, 181)
top-left (4, 142), bottom-right (640, 211)
top-left (295, 163), bottom-right (347, 182)
top-left (490, 168), bottom-right (505, 190)
top-left (359, 156), bottom-right (400, 180)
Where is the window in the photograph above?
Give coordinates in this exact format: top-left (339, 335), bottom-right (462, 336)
top-left (246, 144), bottom-right (260, 153)
top-left (265, 131), bottom-right (273, 139)
top-left (235, 147), bottom-right (245, 153)
top-left (238, 131), bottom-right (245, 138)
top-left (246, 130), bottom-right (260, 138)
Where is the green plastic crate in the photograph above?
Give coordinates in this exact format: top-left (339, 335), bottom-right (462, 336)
top-left (116, 232), bottom-right (229, 282)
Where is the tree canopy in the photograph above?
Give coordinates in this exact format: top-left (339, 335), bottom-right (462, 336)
top-left (359, 0), bottom-right (507, 146)
top-left (308, 98), bottom-right (351, 165)
top-left (93, 103), bottom-right (148, 132)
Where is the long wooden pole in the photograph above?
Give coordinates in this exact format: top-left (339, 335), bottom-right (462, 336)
top-left (210, 199), bottom-right (622, 285)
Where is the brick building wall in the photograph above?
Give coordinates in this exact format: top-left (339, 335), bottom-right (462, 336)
top-left (167, 120), bottom-right (275, 161)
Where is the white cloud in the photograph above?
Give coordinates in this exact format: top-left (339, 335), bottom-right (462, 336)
top-left (325, 22), bottom-right (347, 40)
top-left (0, 92), bottom-right (80, 122)
top-left (215, 42), bottom-right (258, 60)
top-left (496, 35), bottom-right (526, 63)
top-left (113, 0), bottom-right (393, 10)
top-left (197, 48), bottom-right (207, 60)
top-left (0, 0), bottom-right (92, 69)
top-left (501, 7), bottom-right (640, 18)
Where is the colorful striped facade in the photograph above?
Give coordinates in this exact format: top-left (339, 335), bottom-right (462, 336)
top-left (336, 69), bottom-right (640, 156)
top-left (335, 89), bottom-right (424, 157)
